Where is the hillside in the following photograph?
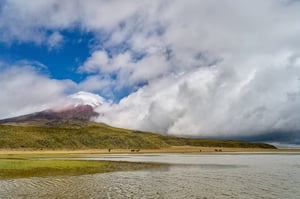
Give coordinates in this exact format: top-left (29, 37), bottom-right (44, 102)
top-left (0, 123), bottom-right (275, 150)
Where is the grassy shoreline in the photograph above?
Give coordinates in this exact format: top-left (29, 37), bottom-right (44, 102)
top-left (1, 146), bottom-right (299, 180)
top-left (0, 157), bottom-right (163, 180)
top-left (0, 146), bottom-right (299, 155)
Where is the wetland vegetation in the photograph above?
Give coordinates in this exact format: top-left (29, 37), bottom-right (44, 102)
top-left (0, 154), bottom-right (162, 180)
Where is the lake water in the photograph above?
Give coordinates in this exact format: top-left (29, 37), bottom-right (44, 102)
top-left (0, 153), bottom-right (300, 198)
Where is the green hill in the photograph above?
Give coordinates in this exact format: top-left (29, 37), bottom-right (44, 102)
top-left (0, 123), bottom-right (275, 150)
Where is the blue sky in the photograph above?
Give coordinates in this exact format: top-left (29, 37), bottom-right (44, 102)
top-left (1, 0), bottom-right (300, 147)
top-left (0, 30), bottom-right (91, 81)
top-left (0, 28), bottom-right (141, 100)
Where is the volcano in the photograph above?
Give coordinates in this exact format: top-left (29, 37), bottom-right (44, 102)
top-left (0, 104), bottom-right (99, 126)
top-left (0, 91), bottom-right (104, 126)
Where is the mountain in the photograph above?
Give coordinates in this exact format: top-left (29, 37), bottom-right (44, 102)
top-left (0, 91), bottom-right (103, 126)
top-left (0, 104), bottom-right (99, 126)
top-left (0, 91), bottom-right (276, 150)
top-left (0, 111), bottom-right (276, 150)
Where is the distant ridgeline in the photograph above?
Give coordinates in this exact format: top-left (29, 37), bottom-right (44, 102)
top-left (0, 123), bottom-right (275, 150)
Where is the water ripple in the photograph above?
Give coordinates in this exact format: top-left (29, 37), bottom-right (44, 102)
top-left (1, 154), bottom-right (300, 198)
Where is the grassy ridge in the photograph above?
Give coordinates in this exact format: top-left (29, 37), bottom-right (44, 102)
top-left (0, 123), bottom-right (275, 149)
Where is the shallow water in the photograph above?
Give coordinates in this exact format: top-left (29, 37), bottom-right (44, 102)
top-left (1, 153), bottom-right (300, 198)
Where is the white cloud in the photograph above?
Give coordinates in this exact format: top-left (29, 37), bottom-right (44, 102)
top-left (92, 1), bottom-right (300, 144)
top-left (78, 75), bottom-right (116, 99)
top-left (80, 50), bottom-right (171, 86)
top-left (0, 64), bottom-right (75, 119)
top-left (0, 0), bottom-right (145, 44)
top-left (1, 0), bottom-right (300, 144)
top-left (79, 51), bottom-right (110, 73)
top-left (78, 75), bottom-right (110, 91)
top-left (96, 53), bottom-right (300, 140)
top-left (47, 31), bottom-right (64, 50)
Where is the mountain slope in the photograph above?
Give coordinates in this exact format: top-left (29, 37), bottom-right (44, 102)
top-left (0, 122), bottom-right (275, 149)
top-left (0, 97), bottom-right (276, 150)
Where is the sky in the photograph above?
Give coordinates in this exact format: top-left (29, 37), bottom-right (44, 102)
top-left (0, 0), bottom-right (300, 147)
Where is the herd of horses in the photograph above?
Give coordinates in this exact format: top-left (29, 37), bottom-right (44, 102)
top-left (214, 149), bottom-right (222, 152)
top-left (130, 149), bottom-right (140, 152)
top-left (107, 149), bottom-right (141, 152)
top-left (107, 148), bottom-right (223, 152)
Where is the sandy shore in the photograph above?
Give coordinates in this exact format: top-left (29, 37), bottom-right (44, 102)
top-left (1, 146), bottom-right (300, 155)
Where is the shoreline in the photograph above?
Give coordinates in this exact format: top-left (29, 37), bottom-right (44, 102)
top-left (1, 146), bottom-right (300, 155)
top-left (1, 146), bottom-right (299, 180)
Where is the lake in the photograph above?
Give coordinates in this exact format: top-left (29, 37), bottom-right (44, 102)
top-left (0, 153), bottom-right (300, 198)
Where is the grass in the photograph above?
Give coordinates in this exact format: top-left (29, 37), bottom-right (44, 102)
top-left (0, 122), bottom-right (276, 150)
top-left (0, 154), bottom-right (162, 179)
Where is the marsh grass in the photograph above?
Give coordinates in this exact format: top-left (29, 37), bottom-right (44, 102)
top-left (0, 153), bottom-right (82, 159)
top-left (0, 156), bottom-right (161, 179)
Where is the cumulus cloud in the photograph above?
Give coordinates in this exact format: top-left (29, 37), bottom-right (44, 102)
top-left (0, 0), bottom-right (145, 44)
top-left (93, 0), bottom-right (300, 145)
top-left (79, 51), bottom-right (110, 73)
top-left (96, 53), bottom-right (300, 141)
top-left (0, 64), bottom-right (75, 119)
top-left (78, 75), bottom-right (116, 99)
top-left (1, 0), bottom-right (300, 145)
top-left (79, 49), bottom-right (171, 87)
top-left (47, 31), bottom-right (64, 50)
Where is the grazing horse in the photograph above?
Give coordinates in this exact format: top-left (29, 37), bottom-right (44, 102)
top-left (131, 149), bottom-right (140, 152)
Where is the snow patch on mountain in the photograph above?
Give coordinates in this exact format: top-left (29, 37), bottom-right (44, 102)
top-left (69, 91), bottom-right (104, 108)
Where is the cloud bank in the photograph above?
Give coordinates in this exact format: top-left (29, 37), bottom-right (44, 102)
top-left (1, 0), bottom-right (300, 145)
top-left (0, 63), bottom-right (75, 119)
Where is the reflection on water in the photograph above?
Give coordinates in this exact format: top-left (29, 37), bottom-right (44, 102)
top-left (1, 153), bottom-right (300, 198)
